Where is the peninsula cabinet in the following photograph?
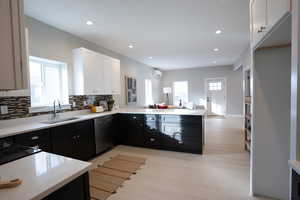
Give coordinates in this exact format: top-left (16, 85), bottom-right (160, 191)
top-left (118, 114), bottom-right (204, 154)
top-left (43, 173), bottom-right (90, 200)
top-left (0, 0), bottom-right (28, 90)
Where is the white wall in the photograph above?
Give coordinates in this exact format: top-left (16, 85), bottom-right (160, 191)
top-left (0, 16), bottom-right (161, 107)
top-left (252, 47), bottom-right (291, 199)
top-left (233, 46), bottom-right (251, 71)
top-left (161, 65), bottom-right (243, 115)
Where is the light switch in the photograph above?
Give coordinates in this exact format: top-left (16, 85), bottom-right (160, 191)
top-left (0, 106), bottom-right (8, 115)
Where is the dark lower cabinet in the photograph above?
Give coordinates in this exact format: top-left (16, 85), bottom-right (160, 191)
top-left (51, 120), bottom-right (95, 161)
top-left (118, 114), bottom-right (204, 154)
top-left (74, 120), bottom-right (95, 161)
top-left (119, 114), bottom-right (145, 147)
top-left (43, 172), bottom-right (90, 200)
top-left (15, 129), bottom-right (52, 152)
top-left (94, 115), bottom-right (115, 154)
top-left (292, 170), bottom-right (300, 200)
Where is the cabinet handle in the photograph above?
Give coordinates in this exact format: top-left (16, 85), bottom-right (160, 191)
top-left (133, 116), bottom-right (137, 119)
top-left (150, 138), bottom-right (155, 142)
top-left (32, 145), bottom-right (40, 149)
top-left (31, 136), bottom-right (39, 140)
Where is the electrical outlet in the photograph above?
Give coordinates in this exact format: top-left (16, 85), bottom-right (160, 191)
top-left (0, 106), bottom-right (8, 115)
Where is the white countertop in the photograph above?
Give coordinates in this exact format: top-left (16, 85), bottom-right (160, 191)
top-left (289, 160), bottom-right (300, 175)
top-left (0, 108), bottom-right (205, 139)
top-left (0, 152), bottom-right (91, 200)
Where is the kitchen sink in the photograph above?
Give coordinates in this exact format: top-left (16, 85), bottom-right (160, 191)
top-left (41, 117), bottom-right (80, 124)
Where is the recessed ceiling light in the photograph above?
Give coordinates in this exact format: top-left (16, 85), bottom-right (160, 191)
top-left (213, 61), bottom-right (217, 64)
top-left (213, 48), bottom-right (219, 52)
top-left (216, 30), bottom-right (222, 34)
top-left (86, 20), bottom-right (93, 25)
top-left (128, 44), bottom-right (134, 49)
top-left (148, 57), bottom-right (153, 59)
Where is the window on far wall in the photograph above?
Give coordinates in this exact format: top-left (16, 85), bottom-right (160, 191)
top-left (208, 81), bottom-right (222, 91)
top-left (29, 56), bottom-right (69, 108)
top-left (173, 81), bottom-right (188, 106)
top-left (145, 79), bottom-right (153, 105)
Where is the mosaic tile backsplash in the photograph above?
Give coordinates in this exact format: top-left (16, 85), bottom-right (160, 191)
top-left (0, 95), bottom-right (113, 120)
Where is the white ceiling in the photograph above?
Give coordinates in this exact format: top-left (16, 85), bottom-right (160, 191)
top-left (24, 0), bottom-right (250, 70)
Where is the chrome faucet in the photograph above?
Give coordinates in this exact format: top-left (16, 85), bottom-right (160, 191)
top-left (51, 100), bottom-right (61, 120)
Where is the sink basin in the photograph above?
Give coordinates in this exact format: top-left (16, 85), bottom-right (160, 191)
top-left (41, 117), bottom-right (79, 124)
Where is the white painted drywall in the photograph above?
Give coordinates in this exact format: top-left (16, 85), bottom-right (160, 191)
top-left (0, 16), bottom-right (161, 107)
top-left (252, 47), bottom-right (291, 200)
top-left (233, 46), bottom-right (251, 71)
top-left (161, 66), bottom-right (243, 115)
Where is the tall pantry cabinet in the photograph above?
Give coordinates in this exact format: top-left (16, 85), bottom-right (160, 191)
top-left (0, 0), bottom-right (28, 90)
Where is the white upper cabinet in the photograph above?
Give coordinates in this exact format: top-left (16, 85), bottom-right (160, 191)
top-left (111, 58), bottom-right (121, 94)
top-left (0, 0), bottom-right (28, 90)
top-left (267, 0), bottom-right (290, 28)
top-left (73, 48), bottom-right (121, 95)
top-left (250, 0), bottom-right (291, 48)
top-left (251, 0), bottom-right (267, 46)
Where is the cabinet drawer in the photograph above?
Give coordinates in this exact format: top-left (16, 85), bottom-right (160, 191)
top-left (160, 123), bottom-right (202, 137)
top-left (145, 115), bottom-right (157, 122)
top-left (162, 136), bottom-right (202, 153)
top-left (0, 137), bottom-right (14, 149)
top-left (160, 115), bottom-right (202, 124)
top-left (15, 129), bottom-right (51, 152)
top-left (119, 114), bottom-right (144, 121)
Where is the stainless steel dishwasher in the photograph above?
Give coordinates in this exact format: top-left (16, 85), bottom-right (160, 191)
top-left (94, 115), bottom-right (114, 154)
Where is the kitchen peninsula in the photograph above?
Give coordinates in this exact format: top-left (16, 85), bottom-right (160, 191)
top-left (0, 108), bottom-right (205, 200)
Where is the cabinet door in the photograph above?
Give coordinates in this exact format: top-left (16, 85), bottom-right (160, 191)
top-left (51, 124), bottom-right (76, 158)
top-left (251, 0), bottom-right (267, 46)
top-left (15, 129), bottom-right (52, 152)
top-left (144, 121), bottom-right (161, 148)
top-left (160, 123), bottom-right (202, 153)
top-left (102, 55), bottom-right (113, 94)
top-left (267, 0), bottom-right (290, 28)
top-left (74, 120), bottom-right (95, 161)
top-left (0, 0), bottom-right (27, 90)
top-left (111, 59), bottom-right (121, 94)
top-left (119, 114), bottom-right (145, 146)
top-left (83, 50), bottom-right (105, 95)
top-left (43, 173), bottom-right (90, 200)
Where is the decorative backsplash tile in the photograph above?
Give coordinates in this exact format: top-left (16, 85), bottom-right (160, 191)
top-left (0, 95), bottom-right (113, 120)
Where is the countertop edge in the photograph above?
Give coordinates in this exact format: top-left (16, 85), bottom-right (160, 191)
top-left (289, 160), bottom-right (300, 175)
top-left (0, 109), bottom-right (206, 139)
top-left (32, 162), bottom-right (92, 200)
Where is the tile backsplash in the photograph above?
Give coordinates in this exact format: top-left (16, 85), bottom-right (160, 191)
top-left (0, 95), bottom-right (113, 120)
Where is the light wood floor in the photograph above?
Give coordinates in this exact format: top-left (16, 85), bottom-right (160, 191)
top-left (91, 117), bottom-right (273, 200)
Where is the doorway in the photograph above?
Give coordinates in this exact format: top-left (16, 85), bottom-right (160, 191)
top-left (205, 78), bottom-right (227, 116)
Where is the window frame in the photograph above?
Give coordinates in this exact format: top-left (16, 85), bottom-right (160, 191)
top-left (173, 81), bottom-right (189, 106)
top-left (28, 56), bottom-right (70, 113)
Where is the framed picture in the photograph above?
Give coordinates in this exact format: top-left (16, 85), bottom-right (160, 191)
top-left (125, 76), bottom-right (137, 104)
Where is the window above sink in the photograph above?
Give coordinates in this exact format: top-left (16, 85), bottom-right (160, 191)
top-left (29, 56), bottom-right (70, 113)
